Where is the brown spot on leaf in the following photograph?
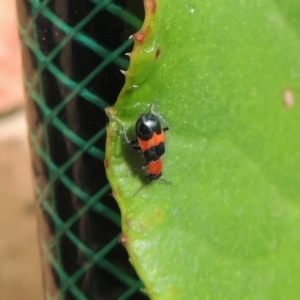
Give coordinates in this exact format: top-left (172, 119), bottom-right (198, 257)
top-left (155, 47), bottom-right (161, 59)
top-left (283, 88), bottom-right (295, 109)
top-left (104, 159), bottom-right (109, 168)
top-left (106, 132), bottom-right (114, 144)
top-left (104, 106), bottom-right (114, 117)
top-left (144, 0), bottom-right (157, 13)
top-left (133, 32), bottom-right (145, 42)
top-left (154, 210), bottom-right (163, 222)
top-left (112, 187), bottom-right (122, 198)
top-left (133, 26), bottom-right (150, 43)
top-left (119, 234), bottom-right (128, 245)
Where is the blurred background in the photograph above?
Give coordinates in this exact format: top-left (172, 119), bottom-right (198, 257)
top-left (0, 1), bottom-right (43, 298)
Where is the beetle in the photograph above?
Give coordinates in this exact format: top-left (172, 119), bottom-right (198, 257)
top-left (112, 102), bottom-right (169, 195)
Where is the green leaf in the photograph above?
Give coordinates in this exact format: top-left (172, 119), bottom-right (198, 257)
top-left (105, 0), bottom-right (300, 298)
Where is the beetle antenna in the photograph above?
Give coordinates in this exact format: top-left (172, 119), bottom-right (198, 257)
top-left (150, 100), bottom-right (170, 128)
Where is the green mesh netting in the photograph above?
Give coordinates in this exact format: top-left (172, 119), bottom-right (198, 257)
top-left (16, 0), bottom-right (146, 299)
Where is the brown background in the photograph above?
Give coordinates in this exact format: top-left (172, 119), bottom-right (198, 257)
top-left (0, 1), bottom-right (43, 299)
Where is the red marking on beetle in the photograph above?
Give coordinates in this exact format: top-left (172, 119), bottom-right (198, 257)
top-left (119, 235), bottom-right (128, 244)
top-left (147, 159), bottom-right (164, 178)
top-left (138, 131), bottom-right (165, 153)
top-left (155, 47), bottom-right (161, 59)
top-left (144, 0), bottom-right (157, 13)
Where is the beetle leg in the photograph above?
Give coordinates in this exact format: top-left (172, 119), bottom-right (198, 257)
top-left (111, 115), bottom-right (135, 145)
top-left (127, 164), bottom-right (147, 177)
top-left (130, 140), bottom-right (141, 150)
